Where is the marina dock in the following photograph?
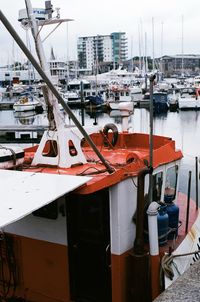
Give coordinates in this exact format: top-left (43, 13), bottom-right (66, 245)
top-left (0, 99), bottom-right (16, 110)
top-left (154, 260), bottom-right (200, 302)
top-left (0, 125), bottom-right (47, 143)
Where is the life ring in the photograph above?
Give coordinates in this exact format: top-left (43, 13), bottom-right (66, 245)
top-left (103, 123), bottom-right (119, 147)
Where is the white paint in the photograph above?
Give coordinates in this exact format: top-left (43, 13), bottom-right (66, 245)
top-left (110, 178), bottom-right (137, 255)
top-left (32, 125), bottom-right (101, 168)
top-left (5, 196), bottom-right (68, 245)
top-left (0, 169), bottom-right (91, 228)
top-left (165, 210), bottom-right (200, 288)
top-left (147, 202), bottom-right (160, 256)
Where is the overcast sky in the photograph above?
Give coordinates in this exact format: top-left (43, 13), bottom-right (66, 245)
top-left (1, 0), bottom-right (200, 64)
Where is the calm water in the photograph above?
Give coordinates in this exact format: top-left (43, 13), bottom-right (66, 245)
top-left (0, 107), bottom-right (200, 202)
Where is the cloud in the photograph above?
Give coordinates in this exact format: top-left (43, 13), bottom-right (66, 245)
top-left (1, 0), bottom-right (200, 63)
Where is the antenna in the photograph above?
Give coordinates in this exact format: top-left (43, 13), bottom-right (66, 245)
top-left (55, 7), bottom-right (60, 19)
top-left (45, 1), bottom-right (53, 19)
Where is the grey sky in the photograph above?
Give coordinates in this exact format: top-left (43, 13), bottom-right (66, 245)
top-left (0, 0), bottom-right (200, 64)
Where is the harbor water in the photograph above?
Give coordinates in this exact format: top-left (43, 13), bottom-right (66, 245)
top-left (0, 106), bottom-right (200, 202)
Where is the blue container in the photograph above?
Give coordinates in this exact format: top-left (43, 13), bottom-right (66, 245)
top-left (165, 201), bottom-right (179, 239)
top-left (157, 205), bottom-right (169, 246)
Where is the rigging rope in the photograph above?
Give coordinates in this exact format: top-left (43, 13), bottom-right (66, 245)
top-left (161, 249), bottom-right (200, 280)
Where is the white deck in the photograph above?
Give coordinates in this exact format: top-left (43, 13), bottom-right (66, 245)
top-left (0, 169), bottom-right (91, 228)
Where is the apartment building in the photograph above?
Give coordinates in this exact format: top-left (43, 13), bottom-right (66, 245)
top-left (77, 32), bottom-right (128, 72)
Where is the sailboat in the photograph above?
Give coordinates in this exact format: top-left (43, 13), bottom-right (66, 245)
top-left (0, 2), bottom-right (199, 302)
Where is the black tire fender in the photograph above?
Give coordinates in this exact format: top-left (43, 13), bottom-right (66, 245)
top-left (103, 123), bottom-right (119, 147)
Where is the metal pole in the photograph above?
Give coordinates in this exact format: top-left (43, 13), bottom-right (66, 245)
top-left (149, 75), bottom-right (156, 204)
top-left (0, 10), bottom-right (114, 174)
top-left (195, 156), bottom-right (199, 209)
top-left (185, 170), bottom-right (191, 234)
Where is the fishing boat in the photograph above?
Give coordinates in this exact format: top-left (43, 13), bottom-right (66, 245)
top-left (153, 91), bottom-right (169, 113)
top-left (84, 93), bottom-right (106, 109)
top-left (106, 85), bottom-right (135, 110)
top-left (0, 2), bottom-right (200, 302)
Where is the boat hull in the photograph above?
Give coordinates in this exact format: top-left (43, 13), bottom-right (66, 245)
top-left (13, 103), bottom-right (39, 112)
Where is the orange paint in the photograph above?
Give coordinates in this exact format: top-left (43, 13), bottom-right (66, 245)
top-left (3, 235), bottom-right (71, 302)
top-left (111, 251), bottom-right (130, 302)
top-left (2, 131), bottom-right (188, 301)
top-left (150, 255), bottom-right (161, 300)
top-left (24, 132), bottom-right (183, 195)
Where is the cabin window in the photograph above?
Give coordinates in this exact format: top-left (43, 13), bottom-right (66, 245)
top-left (164, 165), bottom-right (178, 202)
top-left (153, 172), bottom-right (163, 202)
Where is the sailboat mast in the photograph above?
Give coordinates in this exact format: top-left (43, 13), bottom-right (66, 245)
top-left (160, 21), bottom-right (164, 74)
top-left (138, 23), bottom-right (142, 71)
top-left (145, 32), bottom-right (148, 73)
top-left (152, 17), bottom-right (155, 72)
top-left (181, 15), bottom-right (184, 75)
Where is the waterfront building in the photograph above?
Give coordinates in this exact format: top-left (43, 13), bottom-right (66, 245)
top-left (0, 49), bottom-right (69, 86)
top-left (49, 48), bottom-right (67, 84)
top-left (77, 32), bottom-right (128, 73)
top-left (158, 54), bottom-right (200, 77)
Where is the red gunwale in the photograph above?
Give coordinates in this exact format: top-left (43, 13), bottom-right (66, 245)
top-left (23, 132), bottom-right (183, 194)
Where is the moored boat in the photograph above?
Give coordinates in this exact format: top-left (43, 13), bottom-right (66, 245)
top-left (0, 2), bottom-right (199, 302)
top-left (178, 87), bottom-right (200, 110)
top-left (106, 85), bottom-right (135, 110)
top-left (13, 94), bottom-right (43, 112)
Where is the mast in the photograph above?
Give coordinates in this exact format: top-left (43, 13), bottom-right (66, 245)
top-left (95, 36), bottom-right (98, 94)
top-left (160, 21), bottom-right (164, 74)
top-left (140, 20), bottom-right (145, 74)
top-left (152, 17), bottom-right (155, 72)
top-left (25, 0), bottom-right (62, 130)
top-left (144, 32), bottom-right (148, 73)
top-left (138, 23), bottom-right (142, 72)
top-left (181, 15), bottom-right (184, 75)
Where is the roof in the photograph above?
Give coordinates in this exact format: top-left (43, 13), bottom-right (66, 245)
top-left (0, 170), bottom-right (90, 228)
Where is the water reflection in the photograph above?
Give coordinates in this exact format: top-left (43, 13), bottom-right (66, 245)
top-left (14, 110), bottom-right (36, 125)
